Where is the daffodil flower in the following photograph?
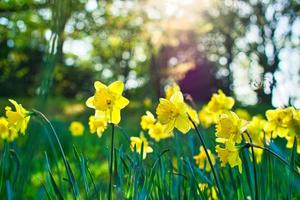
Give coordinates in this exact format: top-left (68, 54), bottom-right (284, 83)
top-left (140, 111), bottom-right (156, 130)
top-left (86, 80), bottom-right (129, 125)
top-left (216, 139), bottom-right (242, 173)
top-left (193, 146), bottom-right (216, 172)
top-left (156, 91), bottom-right (191, 134)
top-left (130, 133), bottom-right (153, 159)
top-left (5, 99), bottom-right (30, 135)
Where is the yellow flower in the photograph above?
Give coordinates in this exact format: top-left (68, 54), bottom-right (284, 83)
top-left (207, 90), bottom-right (234, 114)
top-left (69, 121), bottom-right (85, 136)
top-left (5, 99), bottom-right (30, 135)
top-left (253, 148), bottom-right (264, 164)
top-left (140, 111), bottom-right (156, 130)
top-left (130, 133), bottom-right (153, 159)
top-left (88, 111), bottom-right (108, 138)
top-left (156, 91), bottom-right (191, 134)
top-left (143, 98), bottom-right (152, 108)
top-left (198, 90), bottom-right (234, 128)
top-left (216, 111), bottom-right (247, 144)
top-left (193, 146), bottom-right (216, 172)
top-left (198, 106), bottom-right (215, 128)
top-left (148, 122), bottom-right (173, 142)
top-left (0, 117), bottom-right (9, 139)
top-left (264, 107), bottom-right (294, 138)
top-left (246, 116), bottom-right (266, 145)
top-left (165, 82), bottom-right (180, 100)
top-left (0, 117), bottom-right (18, 142)
top-left (286, 136), bottom-right (300, 154)
top-left (235, 108), bottom-right (251, 121)
top-left (86, 80), bottom-right (129, 125)
top-left (198, 183), bottom-right (217, 200)
top-left (216, 139), bottom-right (242, 173)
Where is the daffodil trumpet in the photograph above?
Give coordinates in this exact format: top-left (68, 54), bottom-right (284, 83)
top-left (188, 115), bottom-right (224, 200)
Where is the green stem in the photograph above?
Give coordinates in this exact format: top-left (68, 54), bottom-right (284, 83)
top-left (245, 132), bottom-right (258, 200)
top-left (189, 116), bottom-right (224, 200)
top-left (108, 123), bottom-right (115, 200)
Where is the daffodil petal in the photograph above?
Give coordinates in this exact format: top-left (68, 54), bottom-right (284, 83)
top-left (108, 80), bottom-right (124, 95)
top-left (86, 97), bottom-right (95, 108)
top-left (111, 108), bottom-right (121, 124)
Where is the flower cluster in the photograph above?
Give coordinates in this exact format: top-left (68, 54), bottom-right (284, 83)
top-left (0, 99), bottom-right (30, 142)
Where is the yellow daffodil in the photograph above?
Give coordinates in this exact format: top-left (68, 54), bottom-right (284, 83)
top-left (216, 111), bottom-right (247, 144)
top-left (264, 107), bottom-right (294, 138)
top-left (165, 82), bottom-right (180, 100)
top-left (140, 111), bottom-right (156, 130)
top-left (207, 90), bottom-right (234, 114)
top-left (5, 99), bottom-right (30, 135)
top-left (69, 121), bottom-right (85, 136)
top-left (216, 139), bottom-right (242, 173)
top-left (86, 80), bottom-right (129, 125)
top-left (246, 116), bottom-right (267, 145)
top-left (156, 91), bottom-right (191, 134)
top-left (198, 106), bottom-right (215, 128)
top-left (148, 122), bottom-right (173, 142)
top-left (0, 117), bottom-right (9, 139)
top-left (235, 108), bottom-right (251, 120)
top-left (253, 148), bottom-right (264, 164)
top-left (130, 133), bottom-right (153, 159)
top-left (88, 111), bottom-right (108, 138)
top-left (198, 90), bottom-right (234, 128)
top-left (198, 183), bottom-right (217, 200)
top-left (193, 146), bottom-right (216, 172)
top-left (286, 136), bottom-right (300, 154)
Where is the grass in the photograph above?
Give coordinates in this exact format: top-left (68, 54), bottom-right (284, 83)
top-left (0, 97), bottom-right (299, 199)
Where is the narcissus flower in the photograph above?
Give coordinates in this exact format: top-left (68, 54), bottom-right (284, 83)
top-left (0, 117), bottom-right (17, 141)
top-left (88, 111), bottom-right (108, 138)
top-left (198, 183), bottom-right (217, 200)
top-left (198, 90), bottom-right (234, 127)
top-left (264, 107), bottom-right (294, 138)
top-left (286, 136), bottom-right (300, 154)
top-left (207, 90), bottom-right (234, 114)
top-left (156, 91), bottom-right (191, 134)
top-left (198, 106), bottom-right (215, 128)
top-left (148, 122), bottom-right (173, 142)
top-left (246, 116), bottom-right (266, 145)
top-left (216, 111), bottom-right (247, 144)
top-left (140, 111), bottom-right (156, 130)
top-left (69, 121), bottom-right (85, 136)
top-left (5, 99), bottom-right (30, 135)
top-left (86, 80), bottom-right (129, 125)
top-left (165, 82), bottom-right (180, 100)
top-left (193, 146), bottom-right (216, 172)
top-left (130, 133), bottom-right (153, 159)
top-left (0, 117), bottom-right (9, 139)
top-left (216, 139), bottom-right (242, 173)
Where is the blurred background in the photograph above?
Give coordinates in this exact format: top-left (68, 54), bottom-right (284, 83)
top-left (0, 0), bottom-right (299, 110)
